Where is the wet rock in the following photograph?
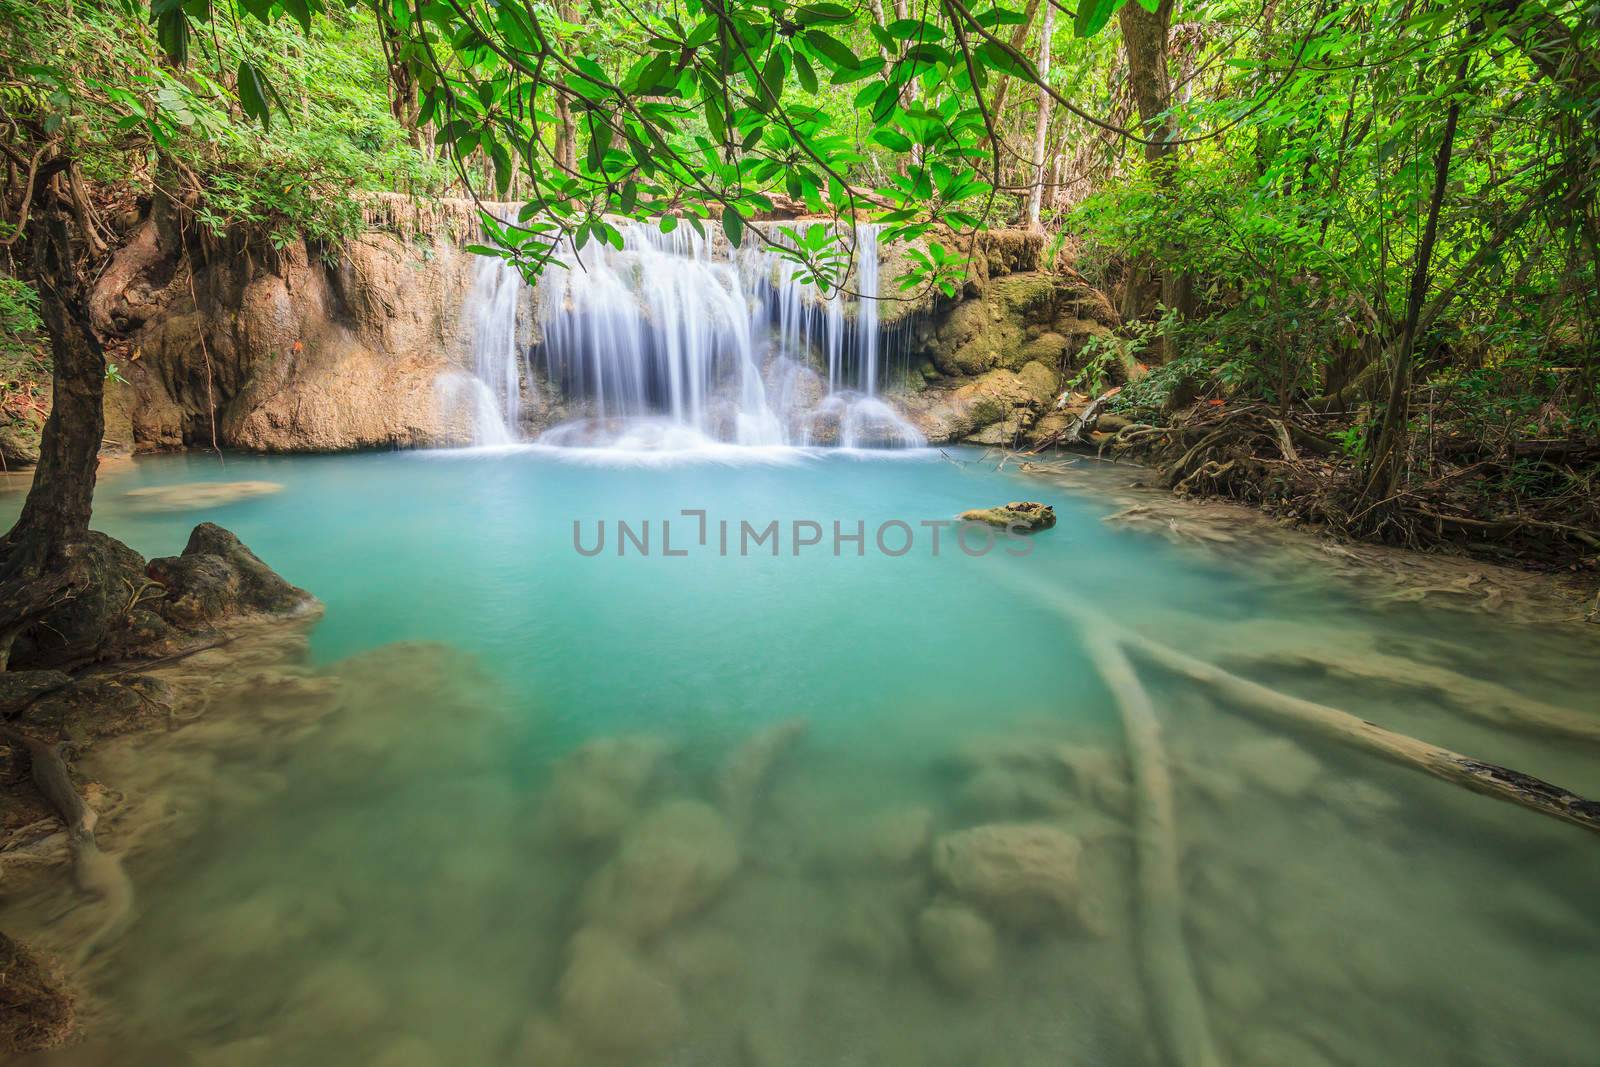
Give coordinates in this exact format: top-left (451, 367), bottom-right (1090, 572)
top-left (544, 734), bottom-right (675, 844)
top-left (0, 932), bottom-right (73, 1055)
top-left (283, 960), bottom-right (387, 1033)
top-left (841, 805), bottom-right (935, 871)
top-left (959, 501), bottom-right (1056, 532)
top-left (1233, 737), bottom-right (1322, 798)
top-left (512, 1016), bottom-right (581, 1067)
top-left (933, 823), bottom-right (1082, 928)
top-left (513, 1015), bottom-right (582, 1067)
top-left (123, 480), bottom-right (284, 512)
top-left (371, 1035), bottom-right (444, 1067)
top-left (832, 884), bottom-right (914, 969)
top-left (719, 717), bottom-right (808, 826)
top-left (916, 900), bottom-right (997, 992)
top-left (558, 927), bottom-right (686, 1055)
top-left (582, 799), bottom-right (739, 936)
top-left (148, 522), bottom-right (319, 627)
top-left (651, 927), bottom-right (744, 990)
top-left (0, 670), bottom-right (70, 715)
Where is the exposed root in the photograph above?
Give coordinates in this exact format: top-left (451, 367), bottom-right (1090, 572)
top-left (0, 725), bottom-right (135, 966)
top-left (1083, 631), bottom-right (1221, 1067)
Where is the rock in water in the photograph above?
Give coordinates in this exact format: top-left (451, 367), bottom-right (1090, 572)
top-left (932, 823), bottom-right (1082, 928)
top-left (718, 717), bottom-right (808, 825)
top-left (582, 799), bottom-right (739, 936)
top-left (1232, 736), bottom-right (1322, 798)
top-left (543, 734), bottom-right (675, 844)
top-left (123, 481), bottom-right (284, 512)
top-left (958, 501), bottom-right (1056, 531)
top-left (917, 901), bottom-right (998, 992)
top-left (558, 928), bottom-right (686, 1055)
top-left (147, 522), bottom-right (318, 626)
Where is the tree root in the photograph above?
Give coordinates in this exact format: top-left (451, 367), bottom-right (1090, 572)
top-left (1083, 632), bottom-right (1221, 1067)
top-left (1002, 576), bottom-right (1600, 837)
top-left (0, 725), bottom-right (134, 966)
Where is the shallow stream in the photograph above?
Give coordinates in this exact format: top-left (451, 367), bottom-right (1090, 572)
top-left (3, 446), bottom-right (1598, 1066)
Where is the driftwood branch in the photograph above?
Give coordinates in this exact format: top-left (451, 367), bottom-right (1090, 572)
top-left (1005, 577), bottom-right (1600, 837)
top-left (1083, 632), bottom-right (1221, 1067)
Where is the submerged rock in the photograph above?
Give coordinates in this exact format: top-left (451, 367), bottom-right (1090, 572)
top-left (933, 823), bottom-right (1082, 928)
top-left (823, 805), bottom-right (935, 872)
top-left (544, 734), bottom-right (675, 844)
top-left (719, 717), bottom-right (809, 826)
top-left (917, 901), bottom-right (997, 992)
top-left (959, 501), bottom-right (1056, 532)
top-left (582, 799), bottom-right (739, 936)
top-left (558, 927), bottom-right (686, 1055)
top-left (123, 480), bottom-right (284, 512)
top-left (1232, 737), bottom-right (1322, 798)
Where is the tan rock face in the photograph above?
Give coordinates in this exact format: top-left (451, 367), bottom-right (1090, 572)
top-left (932, 823), bottom-right (1083, 928)
top-left (96, 228), bottom-right (483, 453)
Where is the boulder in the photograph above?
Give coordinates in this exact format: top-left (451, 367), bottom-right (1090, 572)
top-left (543, 734), bottom-right (675, 844)
top-left (959, 502), bottom-right (1056, 532)
top-left (718, 717), bottom-right (808, 826)
top-left (917, 901), bottom-right (997, 992)
top-left (147, 523), bottom-right (318, 627)
top-left (558, 927), bottom-right (686, 1055)
top-left (582, 799), bottom-right (739, 936)
top-left (932, 823), bottom-right (1082, 928)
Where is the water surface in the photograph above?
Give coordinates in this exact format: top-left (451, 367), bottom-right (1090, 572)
top-left (3, 447), bottom-right (1597, 1067)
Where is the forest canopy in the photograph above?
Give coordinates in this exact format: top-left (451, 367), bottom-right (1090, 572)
top-left (1, 0), bottom-right (1597, 551)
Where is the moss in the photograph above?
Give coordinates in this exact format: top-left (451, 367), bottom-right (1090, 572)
top-left (958, 501), bottom-right (1056, 531)
top-left (1015, 361), bottom-right (1060, 404)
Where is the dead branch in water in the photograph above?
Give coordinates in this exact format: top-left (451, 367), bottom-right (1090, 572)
top-left (1083, 632), bottom-right (1221, 1067)
top-left (1003, 577), bottom-right (1600, 837)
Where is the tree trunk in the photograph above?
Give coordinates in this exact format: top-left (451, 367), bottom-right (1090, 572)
top-left (1118, 0), bottom-right (1193, 324)
top-left (378, 12), bottom-right (422, 147)
top-left (1360, 68), bottom-right (1464, 510)
top-left (1026, 0), bottom-right (1054, 230)
top-left (6, 210), bottom-right (105, 549)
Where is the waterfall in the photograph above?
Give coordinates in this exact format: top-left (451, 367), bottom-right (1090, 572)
top-left (441, 255), bottom-right (527, 446)
top-left (532, 221), bottom-right (924, 449)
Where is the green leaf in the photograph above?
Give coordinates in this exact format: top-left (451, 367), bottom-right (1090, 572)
top-left (803, 30), bottom-right (860, 71)
top-left (793, 49), bottom-right (819, 94)
top-left (237, 61), bottom-right (271, 129)
top-left (795, 3), bottom-right (853, 24)
top-left (872, 129), bottom-right (912, 152)
top-left (722, 205), bottom-right (744, 247)
top-left (1075, 0), bottom-right (1122, 38)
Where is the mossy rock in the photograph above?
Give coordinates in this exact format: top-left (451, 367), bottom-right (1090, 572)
top-left (958, 502), bottom-right (1057, 532)
top-left (1015, 361), bottom-right (1060, 405)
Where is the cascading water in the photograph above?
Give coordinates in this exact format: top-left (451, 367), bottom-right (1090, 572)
top-left (438, 255), bottom-right (527, 446)
top-left (533, 222), bottom-right (925, 449)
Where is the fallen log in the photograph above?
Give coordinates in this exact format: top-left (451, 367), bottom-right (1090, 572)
top-left (1001, 577), bottom-right (1600, 837)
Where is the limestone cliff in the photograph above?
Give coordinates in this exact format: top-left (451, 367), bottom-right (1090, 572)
top-left (94, 222), bottom-right (483, 453)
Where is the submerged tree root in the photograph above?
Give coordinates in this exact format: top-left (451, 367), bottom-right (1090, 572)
top-left (1083, 632), bottom-right (1221, 1067)
top-left (1003, 576), bottom-right (1600, 837)
top-left (0, 725), bottom-right (135, 966)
